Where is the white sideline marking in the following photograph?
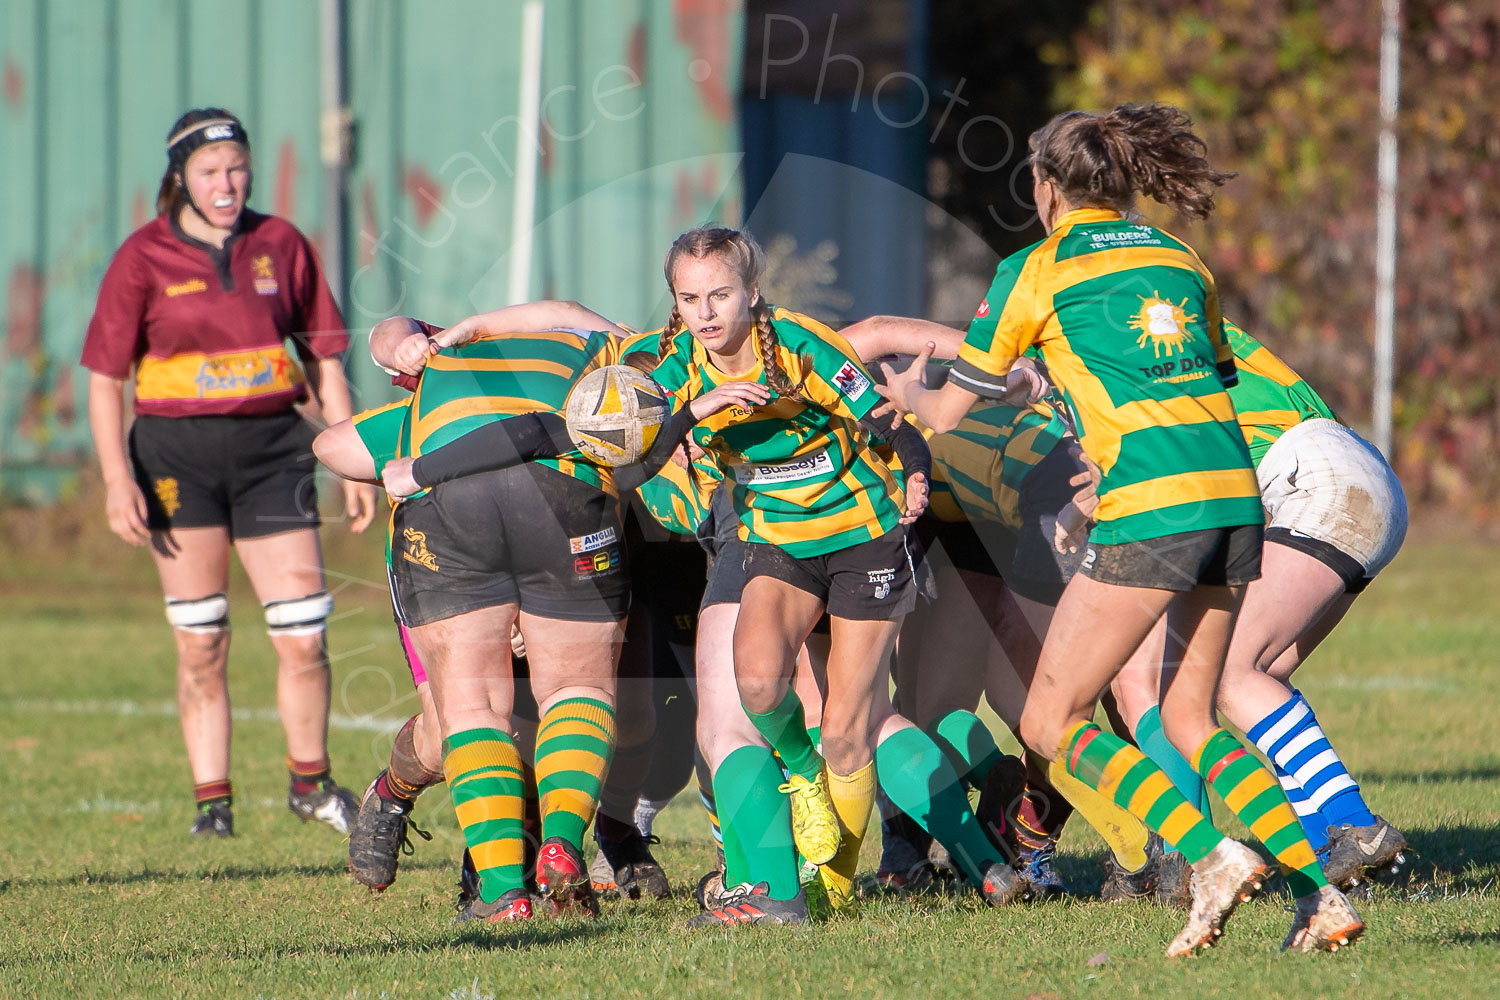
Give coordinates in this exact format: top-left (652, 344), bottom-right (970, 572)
top-left (0, 697), bottom-right (408, 733)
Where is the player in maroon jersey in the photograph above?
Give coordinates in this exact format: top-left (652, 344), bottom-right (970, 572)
top-left (82, 108), bottom-right (376, 839)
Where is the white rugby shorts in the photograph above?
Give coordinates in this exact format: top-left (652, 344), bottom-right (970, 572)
top-left (1258, 418), bottom-right (1407, 580)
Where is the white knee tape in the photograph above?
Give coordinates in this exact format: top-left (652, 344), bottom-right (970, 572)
top-left (264, 591), bottom-right (334, 637)
top-left (165, 593), bottom-right (231, 634)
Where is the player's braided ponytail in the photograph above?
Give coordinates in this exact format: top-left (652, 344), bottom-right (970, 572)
top-left (663, 225), bottom-right (804, 401)
top-left (750, 296), bottom-right (804, 402)
top-left (659, 304), bottom-right (685, 359)
top-left (1029, 102), bottom-right (1234, 220)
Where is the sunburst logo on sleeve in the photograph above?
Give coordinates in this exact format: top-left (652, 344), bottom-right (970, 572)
top-left (1129, 293), bottom-right (1196, 358)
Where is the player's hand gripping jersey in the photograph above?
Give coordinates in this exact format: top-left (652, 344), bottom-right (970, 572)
top-left (952, 208), bottom-right (1262, 544)
top-left (649, 308), bottom-right (907, 557)
top-left (1222, 320), bottom-right (1339, 468)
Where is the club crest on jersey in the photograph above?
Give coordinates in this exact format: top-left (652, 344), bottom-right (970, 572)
top-left (832, 361), bottom-right (870, 400)
top-left (975, 298), bottom-right (990, 318)
top-left (252, 254), bottom-right (279, 296)
top-left (1129, 293), bottom-right (1196, 358)
top-left (569, 526), bottom-right (618, 554)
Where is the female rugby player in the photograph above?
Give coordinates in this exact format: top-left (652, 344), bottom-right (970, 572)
top-left (877, 104), bottom-right (1364, 954)
top-left (83, 108), bottom-right (374, 838)
top-left (1111, 319), bottom-right (1409, 894)
top-left (650, 227), bottom-right (1027, 923)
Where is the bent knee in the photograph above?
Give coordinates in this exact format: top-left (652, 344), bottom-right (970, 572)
top-left (1018, 705), bottom-right (1067, 762)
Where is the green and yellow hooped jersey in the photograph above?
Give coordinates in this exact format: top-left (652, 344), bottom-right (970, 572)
top-left (634, 453), bottom-right (721, 536)
top-left (350, 397), bottom-right (413, 568)
top-left (925, 400), bottom-right (1069, 530)
top-left (1223, 320), bottom-right (1338, 468)
top-left (404, 329), bottom-right (621, 493)
top-left (650, 306), bottom-right (905, 558)
top-left (954, 207), bottom-right (1262, 545)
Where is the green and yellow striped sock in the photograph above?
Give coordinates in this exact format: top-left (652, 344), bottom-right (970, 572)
top-left (1059, 721), bottom-right (1223, 863)
top-left (1193, 728), bottom-right (1327, 897)
top-left (535, 697), bottom-right (616, 847)
top-left (443, 728), bottom-right (526, 903)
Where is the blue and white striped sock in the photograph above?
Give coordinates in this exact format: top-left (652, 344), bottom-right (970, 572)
top-left (1247, 690), bottom-right (1376, 851)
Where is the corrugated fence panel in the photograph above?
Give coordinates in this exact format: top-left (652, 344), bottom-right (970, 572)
top-left (512, 0), bottom-right (744, 331)
top-left (115, 0), bottom-right (189, 240)
top-left (252, 0), bottom-right (327, 255)
top-left (184, 0), bottom-right (255, 125)
top-left (36, 0), bottom-right (112, 474)
top-left (0, 0), bottom-right (48, 493)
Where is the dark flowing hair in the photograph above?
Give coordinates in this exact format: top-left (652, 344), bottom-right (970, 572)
top-left (1027, 102), bottom-right (1234, 220)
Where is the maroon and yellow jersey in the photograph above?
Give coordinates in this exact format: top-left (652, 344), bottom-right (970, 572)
top-left (82, 210), bottom-right (347, 417)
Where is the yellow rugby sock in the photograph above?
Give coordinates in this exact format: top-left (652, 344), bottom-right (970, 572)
top-left (1046, 760), bottom-right (1152, 871)
top-left (819, 761), bottom-right (876, 909)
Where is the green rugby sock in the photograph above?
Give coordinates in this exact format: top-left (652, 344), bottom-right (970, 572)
top-left (743, 688), bottom-right (823, 781)
top-left (875, 727), bottom-right (1002, 886)
top-left (1135, 705), bottom-right (1211, 853)
top-left (928, 709), bottom-right (1004, 788)
top-left (713, 745), bottom-right (799, 898)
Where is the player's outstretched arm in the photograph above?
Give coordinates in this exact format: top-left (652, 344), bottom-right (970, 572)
top-left (432, 300), bottom-right (629, 349)
top-left (840, 315), bottom-right (965, 362)
top-left (380, 380), bottom-right (770, 499)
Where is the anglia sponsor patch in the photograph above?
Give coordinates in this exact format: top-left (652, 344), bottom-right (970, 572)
top-left (733, 448), bottom-right (834, 487)
top-left (832, 361), bottom-right (870, 400)
top-left (569, 526), bottom-right (618, 554)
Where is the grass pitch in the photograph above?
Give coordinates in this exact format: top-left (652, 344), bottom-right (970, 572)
top-left (2, 508), bottom-right (1498, 1000)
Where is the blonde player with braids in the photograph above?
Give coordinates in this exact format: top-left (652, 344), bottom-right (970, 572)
top-left (647, 226), bottom-right (1027, 924)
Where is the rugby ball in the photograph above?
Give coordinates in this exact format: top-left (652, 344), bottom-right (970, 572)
top-left (564, 365), bottom-right (670, 467)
